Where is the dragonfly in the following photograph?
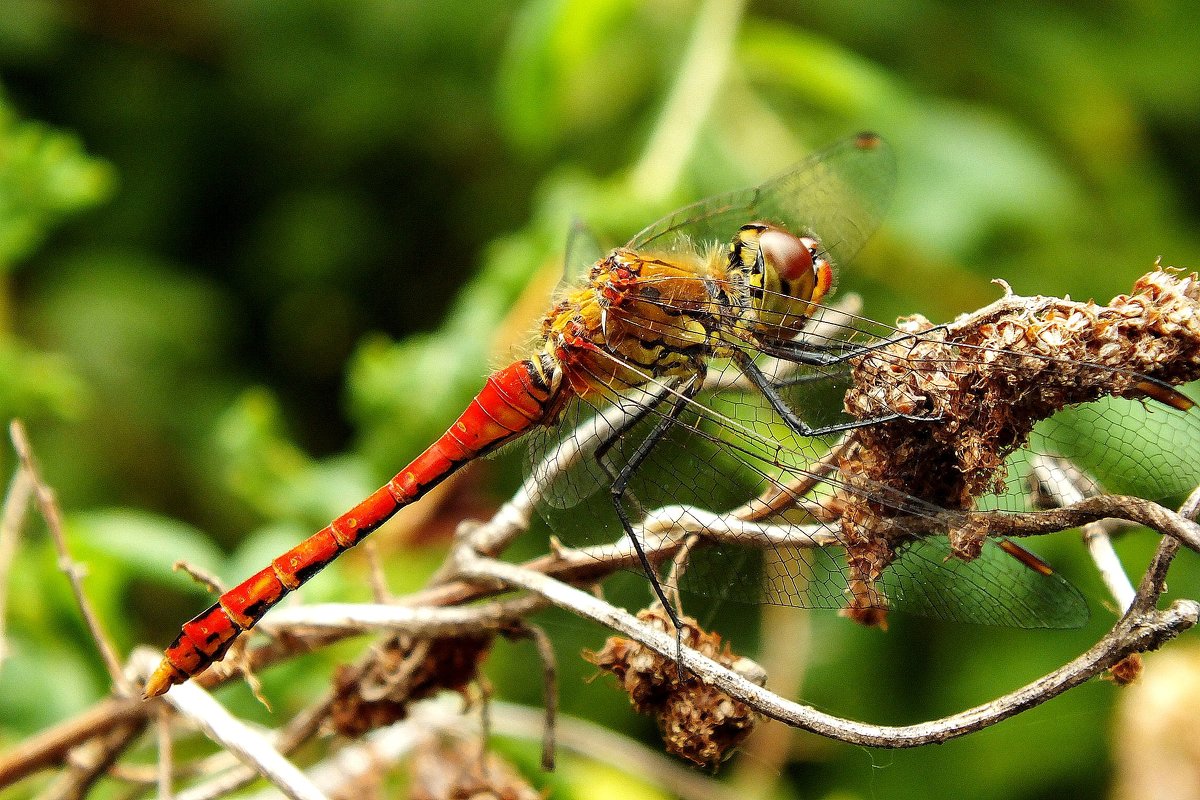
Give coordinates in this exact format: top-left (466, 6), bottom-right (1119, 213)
top-left (144, 133), bottom-right (1200, 698)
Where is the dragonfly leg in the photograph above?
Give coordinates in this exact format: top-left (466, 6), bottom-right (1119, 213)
top-left (760, 321), bottom-right (954, 368)
top-left (593, 382), bottom-right (676, 471)
top-left (738, 354), bottom-right (939, 436)
top-left (601, 382), bottom-right (700, 668)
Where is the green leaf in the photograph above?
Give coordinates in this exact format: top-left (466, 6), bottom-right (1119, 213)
top-left (214, 388), bottom-right (379, 524)
top-left (69, 509), bottom-right (225, 591)
top-left (0, 90), bottom-right (115, 269)
top-left (0, 334), bottom-right (88, 421)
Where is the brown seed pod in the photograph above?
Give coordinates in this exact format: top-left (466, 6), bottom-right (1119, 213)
top-left (585, 607), bottom-right (762, 767)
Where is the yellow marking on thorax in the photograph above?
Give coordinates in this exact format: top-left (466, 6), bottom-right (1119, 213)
top-left (538, 249), bottom-right (736, 396)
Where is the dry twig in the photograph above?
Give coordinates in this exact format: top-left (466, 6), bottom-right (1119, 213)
top-left (130, 648), bottom-right (331, 800)
top-left (0, 462), bottom-right (34, 667)
top-left (457, 544), bottom-right (1198, 748)
top-left (10, 421), bottom-right (134, 696)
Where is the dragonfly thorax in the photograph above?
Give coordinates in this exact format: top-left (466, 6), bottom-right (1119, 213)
top-left (728, 223), bottom-right (832, 340)
top-left (539, 249), bottom-right (726, 397)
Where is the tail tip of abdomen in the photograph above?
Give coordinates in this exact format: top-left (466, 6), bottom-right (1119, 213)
top-left (143, 658), bottom-right (187, 699)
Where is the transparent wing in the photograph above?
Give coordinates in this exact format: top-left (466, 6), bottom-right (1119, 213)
top-left (560, 217), bottom-right (606, 288)
top-left (628, 132), bottom-right (896, 269)
top-left (526, 364), bottom-right (1093, 628)
top-left (874, 538), bottom-right (1088, 628)
top-left (1031, 392), bottom-right (1200, 503)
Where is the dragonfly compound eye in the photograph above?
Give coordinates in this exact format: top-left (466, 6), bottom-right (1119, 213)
top-left (758, 228), bottom-right (812, 282)
top-left (758, 228), bottom-right (832, 305)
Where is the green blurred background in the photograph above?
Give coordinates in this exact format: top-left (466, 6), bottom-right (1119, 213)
top-left (2, 1), bottom-right (1199, 798)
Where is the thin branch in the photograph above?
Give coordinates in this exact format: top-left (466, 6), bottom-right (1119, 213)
top-left (239, 696), bottom-right (464, 800)
top-left (474, 677), bottom-right (493, 779)
top-left (505, 622), bottom-right (559, 771)
top-left (974, 495), bottom-right (1200, 552)
top-left (1027, 453), bottom-right (1137, 611)
top-left (1128, 483), bottom-right (1200, 613)
top-left (167, 598), bottom-right (545, 800)
top-left (238, 698), bottom-right (735, 800)
top-left (10, 421), bottom-right (134, 695)
top-left (1084, 522), bottom-right (1137, 613)
top-left (256, 595), bottom-right (547, 639)
top-left (41, 720), bottom-right (145, 800)
top-left (457, 549), bottom-right (1198, 748)
top-left (364, 541), bottom-right (393, 603)
top-left (157, 704), bottom-right (174, 800)
top-left (0, 461), bottom-right (34, 667)
top-left (173, 716), bottom-right (315, 800)
top-left (102, 749), bottom-right (235, 789)
top-left (130, 648), bottom-right (331, 800)
top-left (0, 697), bottom-right (145, 787)
top-left (173, 561), bottom-right (226, 595)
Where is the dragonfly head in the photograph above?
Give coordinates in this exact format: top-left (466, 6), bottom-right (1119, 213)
top-left (730, 223), bottom-right (833, 336)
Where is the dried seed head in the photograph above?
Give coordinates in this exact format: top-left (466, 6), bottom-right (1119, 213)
top-left (835, 269), bottom-right (1200, 623)
top-left (410, 740), bottom-right (541, 800)
top-left (844, 269), bottom-right (1200, 508)
top-left (584, 608), bottom-right (761, 767)
top-left (330, 633), bottom-right (493, 738)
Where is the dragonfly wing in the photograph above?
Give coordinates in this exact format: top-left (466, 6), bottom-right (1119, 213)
top-left (875, 538), bottom-right (1089, 628)
top-left (529, 360), bottom-right (1088, 628)
top-left (677, 533), bottom-right (1090, 628)
top-left (628, 133), bottom-right (896, 269)
top-left (1027, 389), bottom-right (1200, 506)
top-left (525, 384), bottom-right (677, 511)
top-left (532, 380), bottom-right (854, 604)
top-left (665, 375), bottom-right (1091, 628)
top-left (560, 218), bottom-right (606, 288)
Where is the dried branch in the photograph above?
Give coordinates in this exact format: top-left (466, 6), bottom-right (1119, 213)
top-left (503, 622), bottom-right (559, 771)
top-left (234, 701), bottom-right (444, 800)
top-left (10, 421), bottom-right (134, 696)
top-left (255, 596), bottom-right (547, 639)
top-left (169, 705), bottom-right (327, 800)
top-left (0, 698), bottom-right (145, 787)
top-left (129, 648), bottom-right (331, 800)
top-left (157, 704), bottom-right (174, 800)
top-left (973, 495), bottom-right (1200, 550)
top-left (236, 698), bottom-right (734, 800)
top-left (457, 547), bottom-right (1198, 748)
top-left (363, 541), bottom-right (393, 603)
top-left (1029, 454), bottom-right (1138, 611)
top-left (173, 561), bottom-right (226, 595)
top-left (42, 719), bottom-right (145, 800)
top-left (0, 459), bottom-right (34, 667)
top-left (10, 480), bottom-right (1198, 790)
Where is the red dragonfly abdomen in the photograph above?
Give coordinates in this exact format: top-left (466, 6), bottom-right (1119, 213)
top-left (144, 357), bottom-right (562, 698)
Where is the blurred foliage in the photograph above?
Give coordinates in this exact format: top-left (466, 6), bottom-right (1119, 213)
top-left (0, 1), bottom-right (1198, 798)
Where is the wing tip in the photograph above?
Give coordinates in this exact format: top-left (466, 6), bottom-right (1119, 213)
top-left (854, 131), bottom-right (885, 151)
